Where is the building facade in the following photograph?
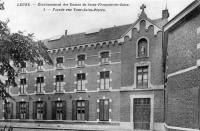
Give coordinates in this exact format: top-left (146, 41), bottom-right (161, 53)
top-left (0, 5), bottom-right (169, 131)
top-left (164, 0), bottom-right (200, 131)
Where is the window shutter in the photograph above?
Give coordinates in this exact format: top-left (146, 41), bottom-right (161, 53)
top-left (43, 102), bottom-right (47, 120)
top-left (77, 74), bottom-right (81, 80)
top-left (62, 101), bottom-right (66, 120)
top-left (10, 102), bottom-right (13, 119)
top-left (85, 100), bottom-right (89, 121)
top-left (4, 103), bottom-right (7, 119)
top-left (105, 71), bottom-right (110, 78)
top-left (51, 101), bottom-right (56, 120)
top-left (21, 62), bottom-right (26, 68)
top-left (60, 75), bottom-right (64, 81)
top-left (32, 102), bottom-right (36, 119)
top-left (16, 102), bottom-right (20, 119)
top-left (72, 100), bottom-right (77, 120)
top-left (41, 77), bottom-right (44, 83)
top-left (26, 102), bottom-right (29, 119)
top-left (56, 75), bottom-right (59, 82)
top-left (82, 73), bottom-right (86, 80)
top-left (99, 100), bottom-right (104, 121)
top-left (104, 100), bottom-right (109, 121)
top-left (36, 77), bottom-right (39, 83)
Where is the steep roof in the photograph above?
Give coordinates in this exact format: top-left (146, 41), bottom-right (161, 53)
top-left (46, 7), bottom-right (168, 50)
top-left (47, 24), bottom-right (132, 50)
top-left (164, 0), bottom-right (200, 31)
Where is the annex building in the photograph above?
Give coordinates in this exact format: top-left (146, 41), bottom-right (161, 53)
top-left (0, 4), bottom-right (169, 131)
top-left (164, 0), bottom-right (200, 131)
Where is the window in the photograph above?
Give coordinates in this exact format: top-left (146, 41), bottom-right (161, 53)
top-left (37, 60), bottom-right (43, 71)
top-left (100, 51), bottom-right (109, 64)
top-left (16, 102), bottom-right (29, 119)
top-left (136, 66), bottom-right (148, 88)
top-left (137, 38), bottom-right (148, 58)
top-left (56, 57), bottom-right (63, 68)
top-left (21, 62), bottom-right (26, 73)
top-left (36, 77), bottom-right (44, 93)
top-left (100, 71), bottom-right (110, 90)
top-left (4, 102), bottom-right (13, 119)
top-left (20, 78), bottom-right (26, 94)
top-left (55, 75), bottom-right (64, 92)
top-left (72, 100), bottom-right (89, 121)
top-left (77, 54), bottom-right (85, 67)
top-left (52, 101), bottom-right (66, 120)
top-left (77, 73), bottom-right (86, 91)
top-left (5, 80), bottom-right (10, 93)
top-left (33, 101), bottom-right (46, 120)
top-left (99, 99), bottom-right (109, 121)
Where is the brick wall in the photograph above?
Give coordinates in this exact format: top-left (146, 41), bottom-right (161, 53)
top-left (120, 90), bottom-right (164, 122)
top-left (120, 19), bottom-right (165, 124)
top-left (167, 10), bottom-right (200, 74)
top-left (166, 8), bottom-right (200, 129)
top-left (0, 43), bottom-right (122, 121)
top-left (121, 20), bottom-right (164, 87)
top-left (166, 69), bottom-right (199, 129)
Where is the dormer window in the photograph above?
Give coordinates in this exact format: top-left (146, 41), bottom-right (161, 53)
top-left (77, 54), bottom-right (85, 67)
top-left (137, 38), bottom-right (148, 58)
top-left (37, 60), bottom-right (43, 71)
top-left (100, 51), bottom-right (109, 64)
top-left (56, 57), bottom-right (64, 68)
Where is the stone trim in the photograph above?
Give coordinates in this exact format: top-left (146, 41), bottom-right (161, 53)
top-left (164, 123), bottom-right (200, 131)
top-left (136, 36), bottom-right (150, 58)
top-left (133, 61), bottom-right (151, 89)
top-left (130, 94), bottom-right (154, 130)
top-left (167, 66), bottom-right (197, 78)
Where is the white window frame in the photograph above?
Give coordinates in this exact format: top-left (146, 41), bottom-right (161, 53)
top-left (99, 50), bottom-right (110, 64)
top-left (56, 56), bottom-right (64, 69)
top-left (134, 62), bottom-right (151, 88)
top-left (77, 54), bottom-right (86, 67)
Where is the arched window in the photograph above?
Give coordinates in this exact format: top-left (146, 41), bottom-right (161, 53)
top-left (137, 38), bottom-right (148, 58)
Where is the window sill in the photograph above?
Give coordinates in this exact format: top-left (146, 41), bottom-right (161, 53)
top-left (56, 66), bottom-right (64, 70)
top-left (100, 62), bottom-right (110, 66)
top-left (19, 94), bottom-right (27, 96)
top-left (136, 56), bottom-right (149, 59)
top-left (76, 90), bottom-right (87, 93)
top-left (54, 91), bottom-right (64, 94)
top-left (77, 65), bottom-right (85, 68)
top-left (37, 70), bottom-right (44, 72)
top-left (35, 92), bottom-right (45, 95)
top-left (20, 72), bottom-right (27, 74)
top-left (98, 89), bottom-right (111, 92)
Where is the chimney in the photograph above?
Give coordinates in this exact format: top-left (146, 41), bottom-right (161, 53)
top-left (162, 9), bottom-right (169, 19)
top-left (65, 30), bottom-right (68, 36)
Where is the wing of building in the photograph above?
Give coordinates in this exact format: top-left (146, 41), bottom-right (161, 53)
top-left (0, 4), bottom-right (170, 131)
top-left (164, 0), bottom-right (200, 130)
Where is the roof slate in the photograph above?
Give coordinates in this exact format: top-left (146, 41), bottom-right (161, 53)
top-left (46, 13), bottom-right (168, 50)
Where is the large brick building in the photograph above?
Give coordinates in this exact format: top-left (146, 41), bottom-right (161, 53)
top-left (0, 4), bottom-right (169, 131)
top-left (163, 0), bottom-right (200, 131)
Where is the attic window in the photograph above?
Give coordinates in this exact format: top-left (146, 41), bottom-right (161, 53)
top-left (85, 28), bottom-right (101, 35)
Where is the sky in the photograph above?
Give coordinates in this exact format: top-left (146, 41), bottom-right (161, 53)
top-left (0, 0), bottom-right (195, 40)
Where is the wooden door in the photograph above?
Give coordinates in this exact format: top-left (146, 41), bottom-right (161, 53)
top-left (133, 98), bottom-right (151, 130)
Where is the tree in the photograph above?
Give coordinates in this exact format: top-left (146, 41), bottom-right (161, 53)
top-left (0, 20), bottom-right (53, 101)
